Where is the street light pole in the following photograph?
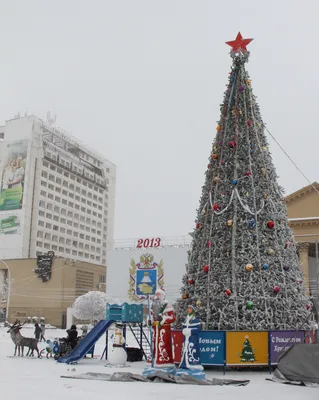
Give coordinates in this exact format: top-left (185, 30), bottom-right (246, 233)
top-left (0, 260), bottom-right (11, 322)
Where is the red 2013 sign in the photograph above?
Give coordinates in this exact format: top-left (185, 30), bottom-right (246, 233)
top-left (136, 237), bottom-right (161, 248)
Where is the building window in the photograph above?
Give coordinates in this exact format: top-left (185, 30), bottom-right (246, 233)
top-left (85, 235), bottom-right (90, 241)
top-left (41, 171), bottom-right (48, 178)
top-left (58, 246), bottom-right (64, 252)
top-left (67, 229), bottom-right (72, 236)
top-left (40, 190), bottom-right (46, 197)
top-left (66, 239), bottom-right (71, 246)
top-left (56, 187), bottom-right (61, 193)
top-left (45, 222), bottom-right (51, 229)
top-left (61, 209), bottom-right (66, 215)
top-left (52, 235), bottom-right (58, 242)
top-left (60, 218), bottom-right (66, 224)
top-left (79, 233), bottom-right (84, 239)
top-left (48, 184), bottom-right (54, 191)
top-left (59, 237), bottom-right (65, 243)
top-left (62, 190), bottom-right (68, 196)
top-left (38, 220), bottom-right (44, 227)
top-left (56, 178), bottom-right (62, 185)
top-left (41, 181), bottom-right (47, 188)
top-left (39, 200), bottom-right (45, 207)
top-left (46, 213), bottom-right (52, 219)
top-left (36, 241), bottom-right (43, 247)
top-left (55, 196), bottom-right (61, 202)
top-left (73, 231), bottom-right (78, 237)
top-left (52, 245), bottom-right (57, 251)
top-left (66, 248), bottom-right (71, 254)
top-left (60, 227), bottom-right (66, 233)
top-left (72, 250), bottom-right (77, 256)
top-left (37, 231), bottom-right (43, 238)
top-left (47, 203), bottom-right (53, 210)
top-left (53, 225), bottom-right (58, 231)
top-left (99, 275), bottom-right (106, 283)
top-left (49, 174), bottom-right (54, 182)
top-left (45, 233), bottom-right (51, 240)
top-left (48, 193), bottom-right (54, 200)
top-left (44, 243), bottom-right (50, 249)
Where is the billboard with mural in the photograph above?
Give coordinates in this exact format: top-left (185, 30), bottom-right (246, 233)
top-left (0, 139), bottom-right (28, 211)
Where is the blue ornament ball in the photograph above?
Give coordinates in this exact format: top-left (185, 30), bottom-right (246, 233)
top-left (232, 179), bottom-right (238, 185)
top-left (262, 263), bottom-right (269, 270)
top-left (249, 218), bottom-right (255, 228)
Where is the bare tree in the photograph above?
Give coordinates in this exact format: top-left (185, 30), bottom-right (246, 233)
top-left (0, 270), bottom-right (7, 301)
top-left (72, 291), bottom-right (108, 322)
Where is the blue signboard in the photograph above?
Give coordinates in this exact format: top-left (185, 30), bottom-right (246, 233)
top-left (199, 331), bottom-right (225, 366)
top-left (136, 269), bottom-right (157, 296)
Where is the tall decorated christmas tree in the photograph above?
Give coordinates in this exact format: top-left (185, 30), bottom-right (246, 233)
top-left (175, 33), bottom-right (312, 331)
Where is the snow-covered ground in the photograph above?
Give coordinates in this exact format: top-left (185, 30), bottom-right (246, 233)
top-left (0, 326), bottom-right (317, 400)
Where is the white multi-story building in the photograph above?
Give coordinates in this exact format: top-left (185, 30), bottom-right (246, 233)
top-left (0, 114), bottom-right (116, 266)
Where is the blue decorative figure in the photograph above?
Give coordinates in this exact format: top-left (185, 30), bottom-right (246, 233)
top-left (176, 305), bottom-right (205, 380)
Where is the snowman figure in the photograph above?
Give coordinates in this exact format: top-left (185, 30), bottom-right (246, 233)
top-left (108, 324), bottom-right (127, 366)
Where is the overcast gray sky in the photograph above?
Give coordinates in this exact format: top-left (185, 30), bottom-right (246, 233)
top-left (0, 0), bottom-right (318, 240)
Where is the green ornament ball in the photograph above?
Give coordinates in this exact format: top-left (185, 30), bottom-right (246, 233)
top-left (246, 301), bottom-right (253, 310)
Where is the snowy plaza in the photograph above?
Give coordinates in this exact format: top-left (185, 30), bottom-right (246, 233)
top-left (1, 0), bottom-right (319, 397)
top-left (0, 324), bottom-right (317, 400)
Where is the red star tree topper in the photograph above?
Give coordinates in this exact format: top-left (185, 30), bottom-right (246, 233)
top-left (226, 32), bottom-right (253, 53)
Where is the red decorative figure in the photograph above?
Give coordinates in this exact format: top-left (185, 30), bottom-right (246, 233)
top-left (150, 289), bottom-right (175, 368)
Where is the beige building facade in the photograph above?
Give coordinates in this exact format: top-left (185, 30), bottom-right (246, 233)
top-left (0, 257), bottom-right (106, 327)
top-left (285, 182), bottom-right (319, 295)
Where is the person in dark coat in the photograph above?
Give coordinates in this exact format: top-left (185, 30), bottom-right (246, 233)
top-left (66, 325), bottom-right (78, 349)
top-left (34, 322), bottom-right (42, 341)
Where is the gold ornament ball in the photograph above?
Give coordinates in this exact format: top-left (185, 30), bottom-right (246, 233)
top-left (245, 263), bottom-right (253, 272)
top-left (182, 293), bottom-right (189, 300)
top-left (227, 219), bottom-right (233, 227)
top-left (196, 300), bottom-right (201, 307)
top-left (246, 79), bottom-right (251, 85)
top-left (213, 176), bottom-right (220, 183)
top-left (268, 248), bottom-right (274, 255)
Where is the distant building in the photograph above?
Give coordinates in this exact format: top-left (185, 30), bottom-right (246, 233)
top-left (0, 257), bottom-right (106, 327)
top-left (0, 114), bottom-right (116, 265)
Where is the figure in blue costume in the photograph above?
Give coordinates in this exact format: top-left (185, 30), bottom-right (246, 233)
top-left (178, 305), bottom-right (204, 376)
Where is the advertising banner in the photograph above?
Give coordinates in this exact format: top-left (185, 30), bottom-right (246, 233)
top-left (172, 330), bottom-right (225, 366)
top-left (199, 331), bottom-right (225, 366)
top-left (0, 213), bottom-right (21, 235)
top-left (269, 331), bottom-right (305, 364)
top-left (226, 331), bottom-right (268, 366)
top-left (0, 139), bottom-right (28, 211)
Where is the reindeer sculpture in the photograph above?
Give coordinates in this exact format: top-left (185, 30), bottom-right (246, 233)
top-left (7, 320), bottom-right (43, 358)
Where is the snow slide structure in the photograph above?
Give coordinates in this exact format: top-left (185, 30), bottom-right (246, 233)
top-left (57, 303), bottom-right (145, 364)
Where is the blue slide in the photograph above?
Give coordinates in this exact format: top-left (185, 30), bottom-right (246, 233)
top-left (57, 320), bottom-right (114, 364)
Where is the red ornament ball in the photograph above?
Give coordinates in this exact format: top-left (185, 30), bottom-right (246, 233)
top-left (196, 223), bottom-right (201, 229)
top-left (247, 120), bottom-right (253, 126)
top-left (207, 240), bottom-right (212, 247)
top-left (246, 171), bottom-right (252, 177)
top-left (267, 220), bottom-right (275, 229)
top-left (229, 141), bottom-right (235, 148)
top-left (306, 304), bottom-right (311, 310)
top-left (213, 203), bottom-right (220, 211)
top-left (273, 285), bottom-right (280, 293)
top-left (225, 289), bottom-right (231, 296)
top-left (189, 279), bottom-right (195, 285)
top-left (203, 265), bottom-right (209, 273)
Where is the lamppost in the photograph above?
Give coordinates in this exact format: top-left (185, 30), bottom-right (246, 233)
top-left (0, 260), bottom-right (11, 322)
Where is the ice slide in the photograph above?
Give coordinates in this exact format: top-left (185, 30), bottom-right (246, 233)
top-left (57, 320), bottom-right (114, 364)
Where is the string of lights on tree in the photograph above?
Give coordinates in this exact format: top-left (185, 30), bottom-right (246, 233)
top-left (175, 33), bottom-right (312, 331)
